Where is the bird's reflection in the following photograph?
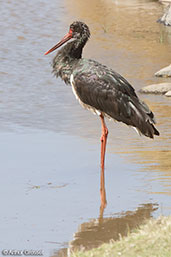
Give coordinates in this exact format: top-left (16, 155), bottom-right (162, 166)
top-left (51, 203), bottom-right (158, 257)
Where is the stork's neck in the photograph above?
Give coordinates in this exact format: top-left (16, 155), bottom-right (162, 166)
top-left (52, 38), bottom-right (88, 84)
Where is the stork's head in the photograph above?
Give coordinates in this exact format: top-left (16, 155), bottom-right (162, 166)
top-left (44, 21), bottom-right (90, 55)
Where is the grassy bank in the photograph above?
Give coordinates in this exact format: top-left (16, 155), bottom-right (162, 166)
top-left (71, 216), bottom-right (171, 257)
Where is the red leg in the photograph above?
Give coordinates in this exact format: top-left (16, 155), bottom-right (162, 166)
top-left (100, 114), bottom-right (108, 211)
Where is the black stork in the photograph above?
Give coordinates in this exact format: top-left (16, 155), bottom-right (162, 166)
top-left (45, 21), bottom-right (159, 211)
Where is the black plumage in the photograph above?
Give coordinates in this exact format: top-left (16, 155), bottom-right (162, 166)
top-left (45, 21), bottom-right (159, 139)
top-left (45, 21), bottom-right (160, 209)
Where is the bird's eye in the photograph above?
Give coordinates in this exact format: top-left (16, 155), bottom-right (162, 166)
top-left (73, 27), bottom-right (79, 33)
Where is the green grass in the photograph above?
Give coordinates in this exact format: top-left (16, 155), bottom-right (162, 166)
top-left (71, 216), bottom-right (171, 257)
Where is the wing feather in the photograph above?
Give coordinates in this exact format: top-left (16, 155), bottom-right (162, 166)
top-left (72, 60), bottom-right (159, 138)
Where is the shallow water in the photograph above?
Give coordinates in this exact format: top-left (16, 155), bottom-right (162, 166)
top-left (0, 0), bottom-right (171, 256)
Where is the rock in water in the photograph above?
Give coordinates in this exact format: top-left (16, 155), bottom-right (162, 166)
top-left (165, 90), bottom-right (171, 97)
top-left (155, 64), bottom-right (171, 77)
top-left (158, 4), bottom-right (171, 26)
top-left (140, 83), bottom-right (171, 94)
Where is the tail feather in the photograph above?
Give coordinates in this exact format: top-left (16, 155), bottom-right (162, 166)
top-left (140, 121), bottom-right (160, 139)
top-left (128, 98), bottom-right (160, 139)
top-left (151, 123), bottom-right (160, 136)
